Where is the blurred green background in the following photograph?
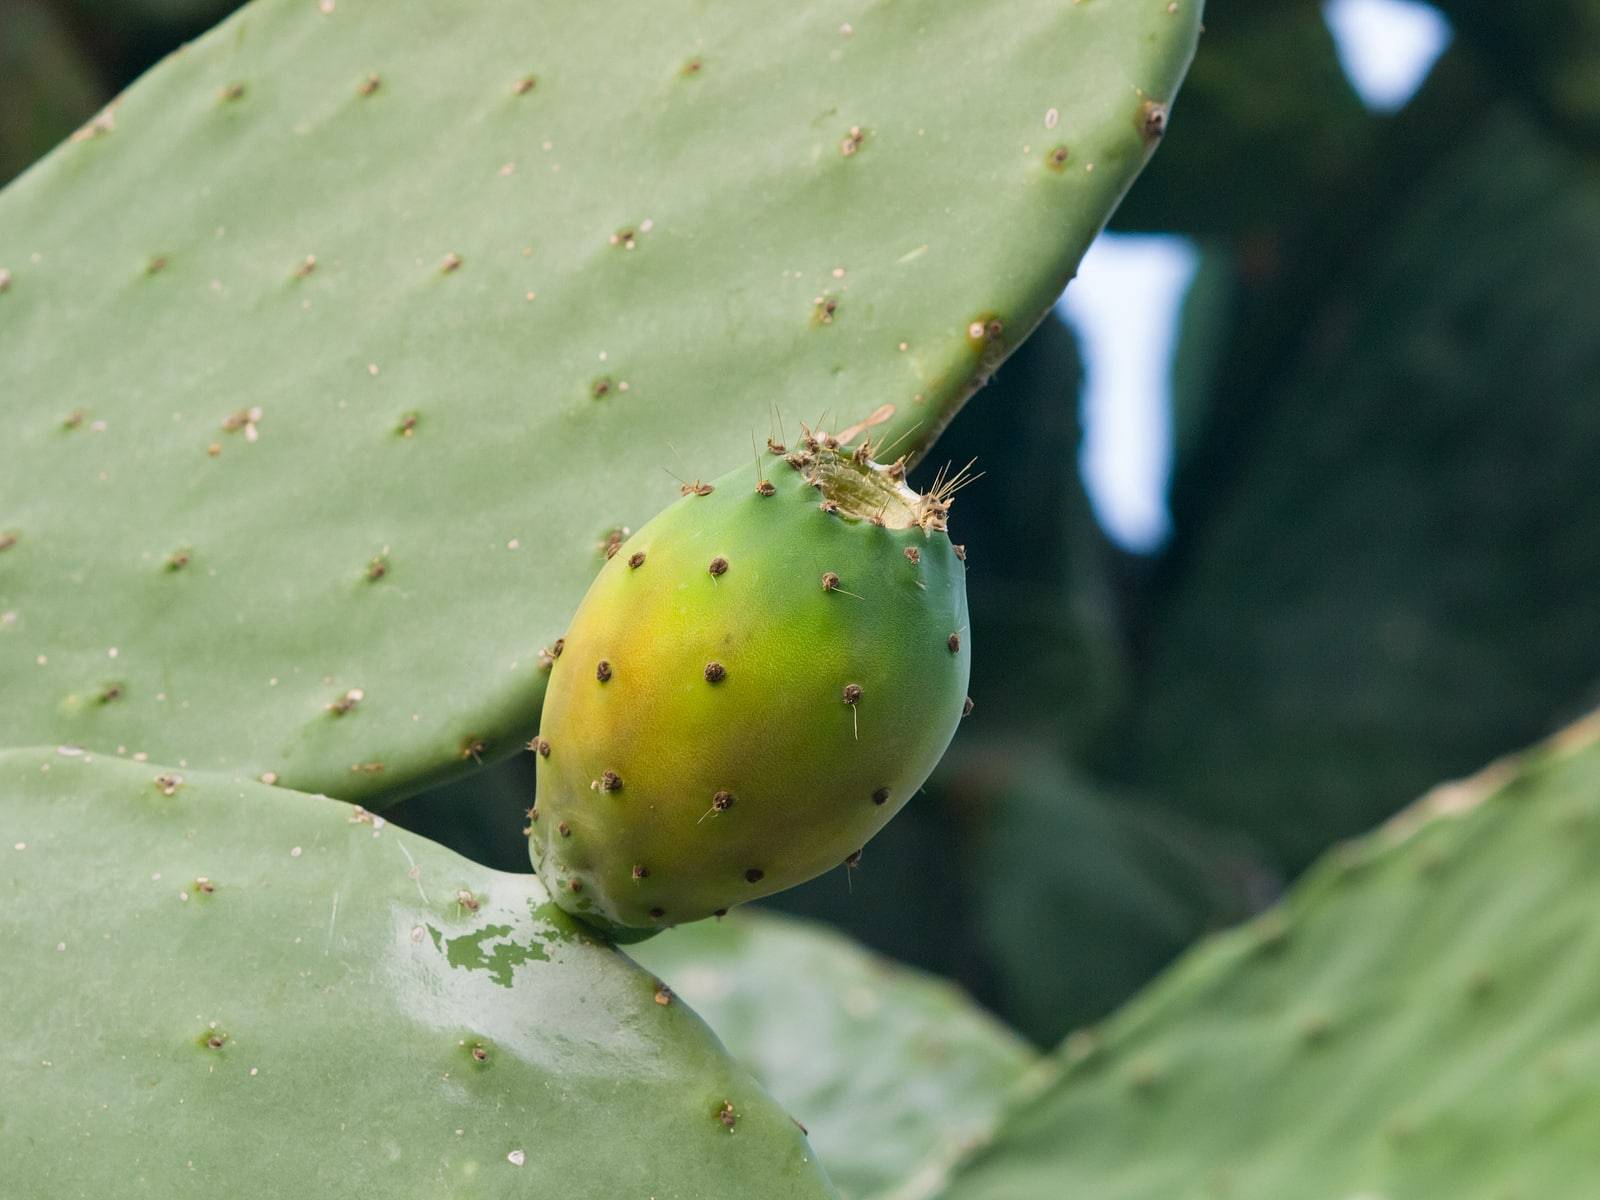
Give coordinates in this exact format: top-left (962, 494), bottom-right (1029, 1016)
top-left (10, 0), bottom-right (1596, 1048)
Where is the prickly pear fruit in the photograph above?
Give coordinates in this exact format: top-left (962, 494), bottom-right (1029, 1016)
top-left (531, 435), bottom-right (972, 940)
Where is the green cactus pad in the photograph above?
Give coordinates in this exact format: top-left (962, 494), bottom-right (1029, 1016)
top-left (0, 0), bottom-right (1200, 802)
top-left (632, 910), bottom-right (1035, 1200)
top-left (0, 748), bottom-right (836, 1199)
top-left (934, 713), bottom-right (1600, 1200)
top-left (532, 444), bottom-right (970, 936)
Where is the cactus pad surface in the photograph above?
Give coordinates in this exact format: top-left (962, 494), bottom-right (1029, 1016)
top-left (632, 910), bottom-right (1034, 1200)
top-left (934, 713), bottom-right (1600, 1200)
top-left (0, 0), bottom-right (1200, 801)
top-left (532, 444), bottom-right (970, 935)
top-left (0, 748), bottom-right (837, 1199)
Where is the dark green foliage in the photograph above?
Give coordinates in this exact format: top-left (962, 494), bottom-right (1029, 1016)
top-left (0, 0), bottom-right (105, 187)
top-left (1117, 102), bottom-right (1600, 868)
top-left (1434, 0), bottom-right (1600, 142)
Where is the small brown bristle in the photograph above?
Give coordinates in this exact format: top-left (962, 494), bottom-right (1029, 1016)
top-left (872, 787), bottom-right (890, 806)
top-left (708, 556), bottom-right (728, 576)
top-left (649, 907), bottom-right (666, 919)
top-left (843, 683), bottom-right (862, 705)
top-left (712, 790), bottom-right (735, 811)
top-left (963, 696), bottom-right (975, 717)
top-left (530, 737), bottom-right (551, 757)
top-left (822, 571), bottom-right (840, 591)
top-left (820, 499), bottom-right (839, 515)
top-left (704, 662), bottom-right (727, 684)
top-left (745, 868), bottom-right (765, 884)
top-left (599, 770), bottom-right (622, 792)
top-left (628, 551), bottom-right (646, 569)
top-left (844, 850), bottom-right (863, 867)
top-left (714, 908), bottom-right (728, 918)
top-left (632, 864), bottom-right (649, 880)
top-left (694, 482), bottom-right (714, 496)
top-left (552, 638), bottom-right (565, 658)
top-left (558, 821), bottom-right (571, 837)
top-left (953, 544), bottom-right (967, 561)
top-left (568, 879), bottom-right (583, 893)
top-left (756, 480), bottom-right (775, 496)
top-left (948, 632), bottom-right (961, 653)
top-left (604, 541), bottom-right (620, 560)
top-left (904, 547), bottom-right (921, 564)
top-left (766, 438), bottom-right (786, 455)
top-left (596, 660), bottom-right (612, 682)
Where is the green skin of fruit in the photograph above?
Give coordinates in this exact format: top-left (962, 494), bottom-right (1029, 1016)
top-left (532, 442), bottom-right (971, 939)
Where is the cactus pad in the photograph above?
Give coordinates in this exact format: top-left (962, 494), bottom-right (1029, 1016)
top-left (0, 748), bottom-right (836, 1199)
top-left (632, 910), bottom-right (1035, 1200)
top-left (935, 713), bottom-right (1600, 1200)
top-left (0, 0), bottom-right (1201, 801)
top-left (532, 443), bottom-right (970, 936)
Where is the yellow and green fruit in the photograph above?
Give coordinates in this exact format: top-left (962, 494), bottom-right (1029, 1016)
top-left (531, 435), bottom-right (972, 939)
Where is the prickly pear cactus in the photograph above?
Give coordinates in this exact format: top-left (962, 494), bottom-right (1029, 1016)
top-left (632, 910), bottom-right (1035, 1200)
top-left (0, 0), bottom-right (1201, 802)
top-left (532, 439), bottom-right (970, 936)
top-left (0, 748), bottom-right (837, 1199)
top-left (932, 713), bottom-right (1600, 1200)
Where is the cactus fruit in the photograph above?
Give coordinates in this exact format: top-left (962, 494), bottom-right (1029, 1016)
top-left (0, 747), bottom-right (837, 1199)
top-left (934, 712), bottom-right (1600, 1200)
top-left (0, 0), bottom-right (1200, 803)
top-left (531, 438), bottom-right (971, 938)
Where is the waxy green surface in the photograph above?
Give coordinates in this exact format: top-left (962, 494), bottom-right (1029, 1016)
top-left (0, 749), bottom-right (837, 1199)
top-left (0, 0), bottom-right (1201, 802)
top-left (935, 714), bottom-right (1600, 1200)
top-left (533, 449), bottom-right (969, 934)
top-left (632, 909), bottom-right (1035, 1200)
